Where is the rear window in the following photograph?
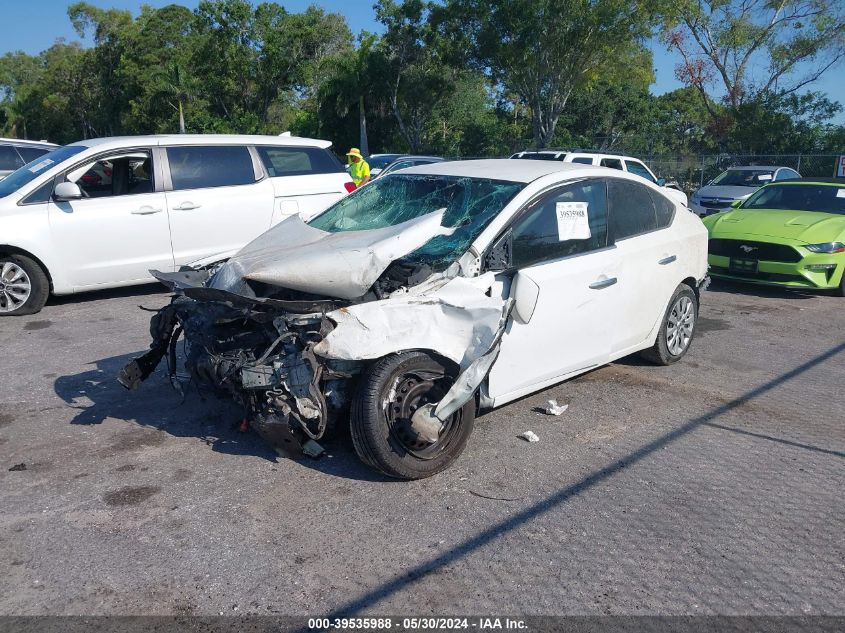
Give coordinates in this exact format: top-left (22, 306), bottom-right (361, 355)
top-left (167, 146), bottom-right (256, 191)
top-left (0, 146), bottom-right (24, 171)
top-left (17, 146), bottom-right (51, 163)
top-left (257, 146), bottom-right (343, 177)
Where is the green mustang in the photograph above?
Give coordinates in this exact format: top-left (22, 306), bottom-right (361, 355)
top-left (701, 178), bottom-right (845, 295)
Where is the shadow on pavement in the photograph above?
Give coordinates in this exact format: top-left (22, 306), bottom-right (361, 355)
top-left (53, 351), bottom-right (391, 481)
top-left (322, 339), bottom-right (845, 616)
top-left (46, 283), bottom-right (169, 307)
top-left (706, 278), bottom-right (821, 300)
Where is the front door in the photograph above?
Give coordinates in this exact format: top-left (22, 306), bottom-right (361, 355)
top-left (487, 179), bottom-right (621, 402)
top-left (48, 148), bottom-right (173, 288)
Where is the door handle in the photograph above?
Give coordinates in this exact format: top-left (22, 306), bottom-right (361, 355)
top-left (658, 255), bottom-right (677, 265)
top-left (173, 202), bottom-right (201, 210)
top-left (131, 206), bottom-right (162, 215)
top-left (589, 277), bottom-right (617, 290)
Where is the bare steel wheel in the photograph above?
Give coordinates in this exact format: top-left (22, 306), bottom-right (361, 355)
top-left (0, 255), bottom-right (50, 316)
top-left (0, 261), bottom-right (31, 313)
top-left (640, 284), bottom-right (698, 365)
top-left (350, 352), bottom-right (475, 479)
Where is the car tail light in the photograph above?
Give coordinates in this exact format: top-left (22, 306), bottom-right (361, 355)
top-left (344, 182), bottom-right (357, 193)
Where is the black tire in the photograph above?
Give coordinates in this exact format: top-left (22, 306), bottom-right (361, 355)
top-left (640, 284), bottom-right (698, 366)
top-left (835, 273), bottom-right (845, 297)
top-left (350, 351), bottom-right (475, 479)
top-left (0, 254), bottom-right (50, 316)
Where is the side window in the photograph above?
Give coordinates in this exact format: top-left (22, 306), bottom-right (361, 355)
top-left (600, 158), bottom-right (623, 170)
top-left (625, 160), bottom-right (656, 183)
top-left (607, 179), bottom-right (658, 240)
top-left (167, 146), bottom-right (255, 190)
top-left (0, 146), bottom-right (25, 171)
top-left (67, 150), bottom-right (153, 198)
top-left (648, 189), bottom-right (676, 229)
top-left (776, 169), bottom-right (799, 181)
top-left (17, 147), bottom-right (50, 163)
top-left (571, 157), bottom-right (594, 165)
top-left (257, 146), bottom-right (343, 177)
top-left (511, 179), bottom-right (609, 268)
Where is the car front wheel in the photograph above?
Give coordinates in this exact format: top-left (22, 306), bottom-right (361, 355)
top-left (350, 352), bottom-right (475, 479)
top-left (640, 284), bottom-right (698, 365)
top-left (0, 254), bottom-right (50, 316)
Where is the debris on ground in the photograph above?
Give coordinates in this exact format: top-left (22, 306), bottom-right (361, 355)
top-left (541, 399), bottom-right (569, 416)
top-left (8, 463), bottom-right (27, 471)
top-left (518, 431), bottom-right (539, 443)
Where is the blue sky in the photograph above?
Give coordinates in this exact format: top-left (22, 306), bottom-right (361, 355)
top-left (3, 0), bottom-right (844, 123)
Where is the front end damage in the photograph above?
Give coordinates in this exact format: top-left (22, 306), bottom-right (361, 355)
top-left (118, 210), bottom-right (512, 460)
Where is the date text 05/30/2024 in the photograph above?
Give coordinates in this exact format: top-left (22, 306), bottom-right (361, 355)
top-left (308, 617), bottom-right (528, 630)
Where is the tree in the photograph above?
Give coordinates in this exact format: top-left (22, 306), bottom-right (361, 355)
top-left (662, 0), bottom-right (845, 114)
top-left (435, 0), bottom-right (657, 148)
top-left (377, 0), bottom-right (461, 153)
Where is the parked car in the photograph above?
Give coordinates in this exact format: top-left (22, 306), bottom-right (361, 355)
top-left (689, 166), bottom-right (800, 217)
top-left (366, 153), bottom-right (406, 177)
top-left (374, 155), bottom-right (444, 178)
top-left (511, 149), bottom-right (688, 206)
top-left (120, 159), bottom-right (708, 479)
top-left (0, 138), bottom-right (57, 180)
top-left (0, 134), bottom-right (353, 316)
top-left (702, 178), bottom-right (845, 294)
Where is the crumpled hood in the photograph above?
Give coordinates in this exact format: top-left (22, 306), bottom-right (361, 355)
top-left (705, 209), bottom-right (845, 242)
top-left (209, 209), bottom-right (453, 300)
top-left (695, 185), bottom-right (757, 200)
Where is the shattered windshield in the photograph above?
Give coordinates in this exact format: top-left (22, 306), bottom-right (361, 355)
top-left (309, 174), bottom-right (523, 268)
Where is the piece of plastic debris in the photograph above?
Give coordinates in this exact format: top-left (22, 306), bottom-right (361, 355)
top-left (301, 439), bottom-right (325, 458)
top-left (542, 399), bottom-right (569, 416)
top-left (519, 431), bottom-right (539, 443)
top-left (9, 463), bottom-right (27, 472)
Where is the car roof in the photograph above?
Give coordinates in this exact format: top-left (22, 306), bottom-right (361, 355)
top-left (396, 158), bottom-right (601, 183)
top-left (68, 134), bottom-right (332, 150)
top-left (513, 149), bottom-right (643, 160)
top-left (391, 155), bottom-right (443, 161)
top-left (0, 137), bottom-right (58, 148)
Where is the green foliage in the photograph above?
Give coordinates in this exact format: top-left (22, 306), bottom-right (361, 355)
top-left (0, 0), bottom-right (841, 159)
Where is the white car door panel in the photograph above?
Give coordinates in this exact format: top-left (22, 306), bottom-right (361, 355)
top-left (164, 145), bottom-right (274, 266)
top-left (606, 179), bottom-right (685, 354)
top-left (488, 249), bottom-right (620, 401)
top-left (486, 178), bottom-right (620, 402)
top-left (48, 149), bottom-right (173, 288)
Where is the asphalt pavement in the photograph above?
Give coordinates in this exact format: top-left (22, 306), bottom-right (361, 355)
top-left (0, 279), bottom-right (843, 616)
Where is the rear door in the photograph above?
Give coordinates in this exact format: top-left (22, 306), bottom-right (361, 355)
top-left (606, 178), bottom-right (680, 355)
top-left (47, 147), bottom-right (173, 287)
top-left (163, 145), bottom-right (275, 265)
top-left (254, 145), bottom-right (351, 223)
top-left (487, 179), bottom-right (621, 402)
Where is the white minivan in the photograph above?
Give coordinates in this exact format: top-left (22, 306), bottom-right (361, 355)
top-left (0, 134), bottom-right (353, 315)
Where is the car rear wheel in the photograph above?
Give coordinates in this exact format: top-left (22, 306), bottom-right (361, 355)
top-left (640, 284), bottom-right (698, 365)
top-left (0, 254), bottom-right (49, 316)
top-left (350, 352), bottom-right (475, 479)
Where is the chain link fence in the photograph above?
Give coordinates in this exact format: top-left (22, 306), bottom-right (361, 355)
top-left (645, 154), bottom-right (843, 195)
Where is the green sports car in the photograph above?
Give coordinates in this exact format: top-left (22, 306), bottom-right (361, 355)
top-left (701, 178), bottom-right (845, 295)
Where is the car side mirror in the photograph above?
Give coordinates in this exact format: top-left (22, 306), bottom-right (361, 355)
top-left (656, 178), bottom-right (666, 187)
top-left (483, 229), bottom-right (513, 272)
top-left (730, 199), bottom-right (743, 209)
top-left (53, 181), bottom-right (83, 201)
top-left (511, 273), bottom-right (540, 324)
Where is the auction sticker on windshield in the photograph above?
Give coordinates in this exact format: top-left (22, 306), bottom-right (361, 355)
top-left (555, 201), bottom-right (590, 240)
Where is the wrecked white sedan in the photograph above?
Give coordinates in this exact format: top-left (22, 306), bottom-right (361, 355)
top-left (119, 160), bottom-right (708, 479)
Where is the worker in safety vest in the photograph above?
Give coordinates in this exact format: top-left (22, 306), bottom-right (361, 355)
top-left (346, 148), bottom-right (371, 187)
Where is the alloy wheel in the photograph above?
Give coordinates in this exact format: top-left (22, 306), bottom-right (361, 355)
top-left (0, 261), bottom-right (32, 313)
top-left (666, 295), bottom-right (695, 356)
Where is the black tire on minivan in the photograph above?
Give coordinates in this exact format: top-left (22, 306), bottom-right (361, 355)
top-left (0, 254), bottom-right (50, 316)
